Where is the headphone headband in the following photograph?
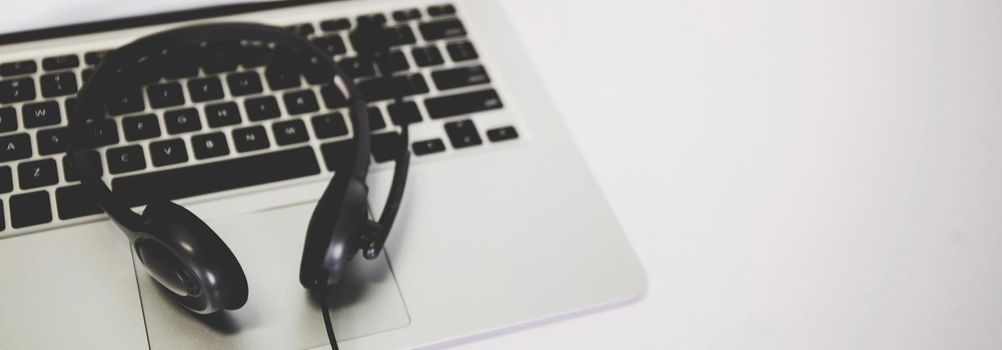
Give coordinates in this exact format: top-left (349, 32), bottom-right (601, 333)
top-left (68, 22), bottom-right (371, 233)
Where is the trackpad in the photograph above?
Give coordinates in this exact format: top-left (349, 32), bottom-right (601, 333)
top-left (138, 203), bottom-right (411, 349)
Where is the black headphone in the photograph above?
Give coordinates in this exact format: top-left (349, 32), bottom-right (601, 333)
top-left (67, 21), bottom-right (410, 331)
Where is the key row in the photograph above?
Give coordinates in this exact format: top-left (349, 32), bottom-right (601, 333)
top-left (1, 115), bottom-right (518, 194)
top-left (1, 12), bottom-right (468, 90)
top-left (1, 86), bottom-right (501, 164)
top-left (0, 35), bottom-right (478, 107)
top-left (0, 120), bottom-right (517, 231)
top-left (316, 3), bottom-right (457, 33)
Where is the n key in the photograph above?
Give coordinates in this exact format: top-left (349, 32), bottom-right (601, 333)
top-left (233, 126), bottom-right (270, 152)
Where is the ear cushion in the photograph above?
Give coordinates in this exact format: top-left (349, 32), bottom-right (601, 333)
top-left (140, 201), bottom-right (249, 313)
top-left (299, 172), bottom-right (369, 289)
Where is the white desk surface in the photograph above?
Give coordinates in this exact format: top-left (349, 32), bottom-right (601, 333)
top-left (9, 1), bottom-right (1002, 349)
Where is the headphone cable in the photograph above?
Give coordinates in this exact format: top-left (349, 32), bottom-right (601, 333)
top-left (318, 271), bottom-right (340, 350)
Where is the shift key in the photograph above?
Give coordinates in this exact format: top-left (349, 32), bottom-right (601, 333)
top-left (424, 89), bottom-right (503, 119)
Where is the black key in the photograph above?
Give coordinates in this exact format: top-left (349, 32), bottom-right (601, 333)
top-left (487, 126), bottom-right (519, 142)
top-left (106, 88), bottom-right (145, 116)
top-left (388, 25), bottom-right (417, 46)
top-left (0, 107), bottom-right (16, 133)
top-left (191, 132), bottom-right (230, 160)
top-left (36, 127), bottom-right (68, 155)
top-left (387, 101), bottom-right (422, 125)
top-left (412, 46), bottom-right (444, 67)
top-left (393, 8), bottom-right (422, 21)
top-left (444, 119), bottom-right (482, 149)
top-left (357, 74), bottom-right (429, 102)
top-left (122, 113), bottom-right (161, 141)
top-left (22, 101), bottom-right (61, 128)
top-left (40, 72), bottom-right (78, 97)
top-left (232, 126), bottom-right (270, 152)
top-left (0, 78), bottom-right (36, 104)
top-left (352, 26), bottom-right (415, 49)
top-left (321, 84), bottom-right (349, 108)
top-left (320, 140), bottom-right (354, 171)
top-left (147, 82), bottom-right (185, 109)
top-left (283, 90), bottom-right (319, 115)
top-left (42, 55), bottom-right (79, 71)
top-left (0, 60), bottom-right (37, 77)
top-left (18, 159), bottom-right (58, 189)
top-left (164, 108), bottom-right (202, 134)
top-left (387, 51), bottom-right (410, 72)
top-left (10, 191), bottom-right (52, 228)
top-left (123, 113), bottom-right (162, 140)
top-left (0, 166), bottom-right (12, 193)
top-left (111, 146), bottom-right (320, 206)
top-left (81, 68), bottom-right (94, 82)
top-left (338, 57), bottom-right (376, 79)
top-left (205, 102), bottom-right (242, 127)
top-left (311, 113), bottom-right (348, 139)
top-left (428, 4), bottom-right (456, 17)
top-left (150, 139), bottom-right (189, 167)
top-left (320, 18), bottom-right (351, 32)
top-left (287, 23), bottom-right (316, 37)
top-left (107, 145), bottom-right (146, 174)
top-left (78, 120), bottom-right (119, 148)
top-left (412, 138), bottom-right (446, 156)
top-left (266, 65), bottom-right (302, 90)
top-left (419, 19), bottom-right (466, 40)
top-left (357, 13), bottom-right (387, 25)
top-left (0, 133), bottom-right (32, 163)
top-left (56, 185), bottom-right (103, 220)
top-left (311, 35), bottom-right (347, 56)
top-left (188, 77), bottom-right (225, 102)
top-left (304, 55), bottom-right (335, 85)
top-left (245, 96), bottom-right (281, 121)
top-left (84, 51), bottom-right (106, 66)
top-left (227, 72), bottom-right (263, 96)
top-left (432, 65), bottom-right (490, 90)
top-left (371, 132), bottom-right (404, 162)
top-left (425, 89), bottom-right (503, 119)
top-left (446, 41), bottom-right (478, 62)
top-left (0, 200), bottom-right (4, 231)
top-left (62, 151), bottom-right (102, 182)
top-left (272, 120), bottom-right (309, 146)
top-left (365, 107), bottom-right (387, 130)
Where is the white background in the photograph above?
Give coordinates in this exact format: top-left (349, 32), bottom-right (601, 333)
top-left (8, 0), bottom-right (1002, 349)
top-left (470, 0), bottom-right (1002, 349)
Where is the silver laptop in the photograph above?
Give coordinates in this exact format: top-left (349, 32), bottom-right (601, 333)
top-left (0, 0), bottom-right (645, 348)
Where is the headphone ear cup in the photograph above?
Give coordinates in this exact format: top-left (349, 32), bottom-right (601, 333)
top-left (138, 201), bottom-right (249, 313)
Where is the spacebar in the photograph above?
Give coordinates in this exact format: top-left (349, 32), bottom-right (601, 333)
top-left (111, 146), bottom-right (321, 207)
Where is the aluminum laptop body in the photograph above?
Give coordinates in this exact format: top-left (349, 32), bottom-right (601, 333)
top-left (0, 0), bottom-right (646, 348)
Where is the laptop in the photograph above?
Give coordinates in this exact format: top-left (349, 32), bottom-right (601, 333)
top-left (0, 0), bottom-right (645, 348)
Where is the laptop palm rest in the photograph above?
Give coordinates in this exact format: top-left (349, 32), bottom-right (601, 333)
top-left (138, 202), bottom-right (411, 350)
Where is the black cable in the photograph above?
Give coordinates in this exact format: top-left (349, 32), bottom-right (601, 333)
top-left (318, 271), bottom-right (340, 350)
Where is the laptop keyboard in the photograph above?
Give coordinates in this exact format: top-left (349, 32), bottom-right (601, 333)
top-left (0, 3), bottom-right (520, 235)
